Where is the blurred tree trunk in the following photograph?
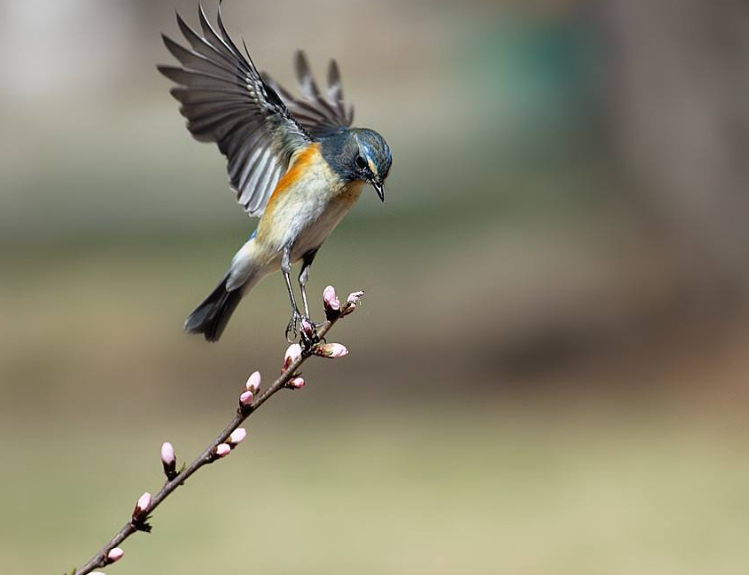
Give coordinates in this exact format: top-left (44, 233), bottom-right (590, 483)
top-left (600, 0), bottom-right (749, 311)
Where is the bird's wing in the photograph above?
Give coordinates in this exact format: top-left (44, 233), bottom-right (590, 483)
top-left (263, 51), bottom-right (355, 138)
top-left (158, 4), bottom-right (312, 217)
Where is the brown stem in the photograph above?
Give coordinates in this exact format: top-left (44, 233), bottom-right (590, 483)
top-left (72, 302), bottom-right (355, 575)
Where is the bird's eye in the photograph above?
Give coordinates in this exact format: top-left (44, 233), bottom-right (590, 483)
top-left (355, 155), bottom-right (367, 170)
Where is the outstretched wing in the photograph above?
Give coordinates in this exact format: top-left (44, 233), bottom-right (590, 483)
top-left (264, 51), bottom-right (355, 138)
top-left (158, 3), bottom-right (312, 217)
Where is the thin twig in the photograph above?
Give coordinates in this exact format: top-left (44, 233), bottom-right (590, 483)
top-left (70, 295), bottom-right (358, 575)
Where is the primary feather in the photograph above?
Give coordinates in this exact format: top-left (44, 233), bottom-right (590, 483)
top-left (158, 3), bottom-right (310, 217)
top-left (264, 51), bottom-right (355, 138)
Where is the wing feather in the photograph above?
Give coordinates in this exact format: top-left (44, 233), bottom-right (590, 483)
top-left (327, 60), bottom-right (347, 118)
top-left (294, 52), bottom-right (340, 121)
top-left (263, 50), bottom-right (355, 138)
top-left (158, 2), bottom-right (311, 218)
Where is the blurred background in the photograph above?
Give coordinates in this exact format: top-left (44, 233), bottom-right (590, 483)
top-left (2, 0), bottom-right (749, 573)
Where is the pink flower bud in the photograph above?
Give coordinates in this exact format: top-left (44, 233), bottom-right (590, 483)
top-left (283, 343), bottom-right (302, 371)
top-left (228, 428), bottom-right (247, 445)
top-left (245, 370), bottom-right (261, 393)
top-left (314, 343), bottom-right (349, 359)
top-left (301, 318), bottom-right (315, 338)
top-left (347, 291), bottom-right (365, 305)
top-left (341, 290), bottom-right (365, 316)
top-left (289, 377), bottom-right (306, 389)
top-left (323, 285), bottom-right (341, 316)
top-left (133, 492), bottom-right (152, 520)
top-left (215, 443), bottom-right (231, 457)
top-left (160, 442), bottom-right (176, 478)
top-left (239, 390), bottom-right (254, 408)
top-left (161, 442), bottom-right (175, 466)
top-left (107, 547), bottom-right (124, 563)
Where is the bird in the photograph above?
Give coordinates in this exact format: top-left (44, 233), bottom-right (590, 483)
top-left (158, 3), bottom-right (392, 343)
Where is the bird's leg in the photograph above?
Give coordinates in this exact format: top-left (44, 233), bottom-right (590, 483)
top-left (298, 249), bottom-right (318, 320)
top-left (298, 249), bottom-right (320, 346)
top-left (282, 244), bottom-right (302, 342)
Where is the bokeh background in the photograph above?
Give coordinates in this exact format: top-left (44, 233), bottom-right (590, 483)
top-left (2, 0), bottom-right (749, 573)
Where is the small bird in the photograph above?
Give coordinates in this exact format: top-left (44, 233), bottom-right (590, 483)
top-left (158, 3), bottom-right (392, 342)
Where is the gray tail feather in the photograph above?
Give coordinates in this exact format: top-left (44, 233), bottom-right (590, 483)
top-left (185, 274), bottom-right (244, 342)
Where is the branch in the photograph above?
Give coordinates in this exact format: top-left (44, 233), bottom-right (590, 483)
top-left (68, 286), bottom-right (363, 575)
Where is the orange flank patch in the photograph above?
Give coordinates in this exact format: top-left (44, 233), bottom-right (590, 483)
top-left (263, 143), bottom-right (321, 217)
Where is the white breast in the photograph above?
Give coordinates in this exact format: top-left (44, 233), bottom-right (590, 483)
top-left (253, 158), bottom-right (365, 267)
top-left (290, 180), bottom-right (365, 261)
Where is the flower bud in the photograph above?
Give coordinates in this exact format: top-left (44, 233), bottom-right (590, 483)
top-left (239, 391), bottom-right (255, 407)
top-left (107, 548), bottom-right (124, 564)
top-left (161, 442), bottom-right (176, 478)
top-left (301, 318), bottom-right (316, 338)
top-left (314, 343), bottom-right (349, 359)
top-left (323, 285), bottom-right (341, 318)
top-left (161, 442), bottom-right (175, 466)
top-left (228, 428), bottom-right (247, 446)
top-left (347, 291), bottom-right (364, 305)
top-left (289, 377), bottom-right (306, 389)
top-left (215, 443), bottom-right (231, 457)
top-left (239, 390), bottom-right (254, 408)
top-left (283, 343), bottom-right (302, 372)
top-left (245, 370), bottom-right (261, 394)
top-left (133, 492), bottom-right (152, 521)
top-left (341, 290), bottom-right (365, 316)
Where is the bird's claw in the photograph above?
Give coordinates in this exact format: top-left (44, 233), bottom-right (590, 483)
top-left (286, 309), bottom-right (327, 349)
top-left (299, 316), bottom-right (322, 349)
top-left (285, 310), bottom-right (302, 343)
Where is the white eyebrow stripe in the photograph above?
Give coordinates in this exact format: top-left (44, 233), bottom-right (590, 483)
top-left (367, 156), bottom-right (378, 177)
top-left (355, 133), bottom-right (378, 177)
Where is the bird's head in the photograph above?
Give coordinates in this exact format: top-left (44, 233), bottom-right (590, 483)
top-left (321, 128), bottom-right (392, 202)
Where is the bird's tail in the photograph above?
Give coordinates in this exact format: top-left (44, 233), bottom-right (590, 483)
top-left (185, 240), bottom-right (266, 342)
top-left (184, 274), bottom-right (244, 342)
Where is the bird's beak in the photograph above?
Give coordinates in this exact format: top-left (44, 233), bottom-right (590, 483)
top-left (372, 179), bottom-right (385, 203)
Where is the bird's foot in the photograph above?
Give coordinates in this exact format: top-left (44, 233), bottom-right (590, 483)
top-left (299, 316), bottom-right (324, 350)
top-left (285, 310), bottom-right (302, 343)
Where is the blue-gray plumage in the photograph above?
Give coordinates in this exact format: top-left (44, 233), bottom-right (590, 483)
top-left (321, 128), bottom-right (392, 201)
top-left (158, 3), bottom-right (392, 342)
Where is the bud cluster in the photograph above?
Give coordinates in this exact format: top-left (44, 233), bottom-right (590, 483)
top-left (324, 285), bottom-right (364, 320)
top-left (239, 370), bottom-right (261, 411)
top-left (213, 427), bottom-right (247, 460)
top-left (281, 343), bottom-right (306, 389)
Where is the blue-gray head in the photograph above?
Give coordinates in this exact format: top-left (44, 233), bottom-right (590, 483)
top-left (320, 128), bottom-right (392, 202)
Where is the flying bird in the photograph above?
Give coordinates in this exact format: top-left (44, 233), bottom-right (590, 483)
top-left (158, 3), bottom-right (392, 342)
